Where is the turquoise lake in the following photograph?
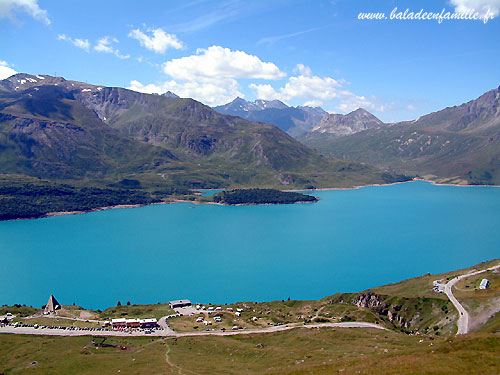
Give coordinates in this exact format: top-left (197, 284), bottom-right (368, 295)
top-left (1, 181), bottom-right (499, 309)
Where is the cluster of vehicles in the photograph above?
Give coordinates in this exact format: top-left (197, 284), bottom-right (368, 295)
top-left (187, 305), bottom-right (284, 331)
top-left (432, 281), bottom-right (445, 293)
top-left (4, 322), bottom-right (110, 332)
top-left (185, 305), bottom-right (252, 331)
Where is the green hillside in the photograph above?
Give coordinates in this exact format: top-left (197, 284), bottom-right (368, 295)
top-left (0, 85), bottom-right (177, 180)
top-left (301, 86), bottom-right (500, 185)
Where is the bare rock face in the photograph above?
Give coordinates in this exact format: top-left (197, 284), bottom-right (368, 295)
top-left (353, 293), bottom-right (388, 310)
top-left (352, 293), bottom-right (410, 329)
top-left (311, 108), bottom-right (384, 137)
top-left (162, 91), bottom-right (179, 98)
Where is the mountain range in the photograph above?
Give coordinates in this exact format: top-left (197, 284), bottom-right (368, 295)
top-left (0, 73), bottom-right (404, 189)
top-left (301, 86), bottom-right (500, 185)
top-left (213, 97), bottom-right (327, 137)
top-left (4, 72), bottom-right (496, 188)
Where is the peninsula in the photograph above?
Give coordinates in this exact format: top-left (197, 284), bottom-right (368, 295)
top-left (212, 188), bottom-right (318, 205)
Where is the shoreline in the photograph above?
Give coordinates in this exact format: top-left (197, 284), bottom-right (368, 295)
top-left (2, 259), bottom-right (497, 337)
top-left (289, 178), bottom-right (500, 192)
top-left (3, 179), bottom-right (500, 222)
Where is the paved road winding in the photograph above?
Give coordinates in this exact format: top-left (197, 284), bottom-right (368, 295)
top-left (442, 263), bottom-right (500, 335)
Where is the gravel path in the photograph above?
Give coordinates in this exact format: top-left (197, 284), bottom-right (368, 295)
top-left (0, 321), bottom-right (387, 338)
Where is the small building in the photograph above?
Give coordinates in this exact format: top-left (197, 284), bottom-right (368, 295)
top-left (44, 295), bottom-right (61, 314)
top-left (111, 318), bottom-right (127, 328)
top-left (140, 318), bottom-right (158, 328)
top-left (126, 319), bottom-right (141, 328)
top-left (169, 299), bottom-right (192, 309)
top-left (480, 279), bottom-right (489, 289)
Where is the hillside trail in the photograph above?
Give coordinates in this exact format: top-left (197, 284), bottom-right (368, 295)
top-left (165, 340), bottom-right (199, 375)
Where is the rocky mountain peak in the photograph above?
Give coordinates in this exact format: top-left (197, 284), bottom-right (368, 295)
top-left (161, 91), bottom-right (179, 98)
top-left (311, 108), bottom-right (384, 136)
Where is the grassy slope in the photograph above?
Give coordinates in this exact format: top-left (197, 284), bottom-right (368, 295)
top-left (301, 113), bottom-right (500, 185)
top-left (369, 258), bottom-right (500, 298)
top-left (1, 331), bottom-right (499, 375)
top-left (0, 87), bottom-right (178, 180)
top-left (98, 304), bottom-right (175, 320)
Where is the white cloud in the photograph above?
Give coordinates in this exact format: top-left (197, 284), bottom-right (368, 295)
top-left (248, 83), bottom-right (280, 101)
top-left (294, 63), bottom-right (312, 76)
top-left (58, 34), bottom-right (129, 59)
top-left (406, 104), bottom-right (418, 111)
top-left (162, 45), bottom-right (286, 81)
top-left (0, 60), bottom-right (17, 79)
top-left (450, 0), bottom-right (500, 17)
top-left (128, 45), bottom-right (284, 106)
top-left (0, 0), bottom-right (50, 24)
top-left (250, 66), bottom-right (341, 103)
top-left (57, 34), bottom-right (90, 52)
top-left (303, 100), bottom-right (323, 107)
top-left (257, 27), bottom-right (323, 46)
top-left (94, 36), bottom-right (117, 53)
top-left (129, 28), bottom-right (183, 54)
top-left (128, 80), bottom-right (163, 94)
top-left (128, 78), bottom-right (243, 107)
top-left (129, 52), bottom-right (389, 112)
top-left (249, 64), bottom-right (387, 113)
top-left (94, 36), bottom-right (130, 59)
top-left (337, 94), bottom-right (390, 113)
top-left (282, 75), bottom-right (342, 100)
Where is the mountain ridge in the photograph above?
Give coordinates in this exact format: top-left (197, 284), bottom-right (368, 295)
top-left (0, 73), bottom-right (406, 189)
top-left (213, 97), bottom-right (327, 137)
top-left (301, 86), bottom-right (500, 185)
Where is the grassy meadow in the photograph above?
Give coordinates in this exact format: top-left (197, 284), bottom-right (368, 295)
top-left (1, 330), bottom-right (499, 374)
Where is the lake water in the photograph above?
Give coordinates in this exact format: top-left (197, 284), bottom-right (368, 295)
top-left (1, 181), bottom-right (499, 310)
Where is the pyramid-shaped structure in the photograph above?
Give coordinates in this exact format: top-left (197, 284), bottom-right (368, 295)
top-left (44, 294), bottom-right (61, 314)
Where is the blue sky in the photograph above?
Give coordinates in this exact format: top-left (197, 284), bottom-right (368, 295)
top-left (1, 0), bottom-right (499, 122)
